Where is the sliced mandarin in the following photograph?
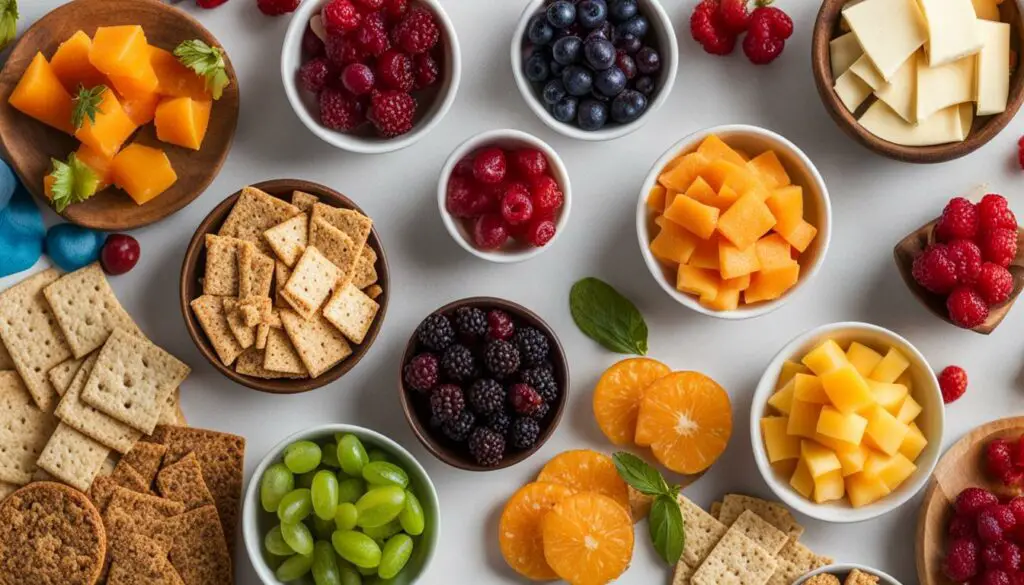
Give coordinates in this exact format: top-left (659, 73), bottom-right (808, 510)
top-left (541, 492), bottom-right (634, 585)
top-left (537, 450), bottom-right (629, 512)
top-left (593, 357), bottom-right (671, 446)
top-left (499, 481), bottom-right (575, 581)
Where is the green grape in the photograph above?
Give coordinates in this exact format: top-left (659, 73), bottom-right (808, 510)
top-left (264, 525), bottom-right (295, 557)
top-left (284, 440), bottom-right (323, 474)
top-left (361, 519), bottom-right (402, 541)
top-left (338, 477), bottom-right (366, 504)
top-left (277, 488), bottom-right (313, 524)
top-left (331, 530), bottom-right (382, 569)
top-left (297, 470), bottom-right (317, 489)
top-left (377, 534), bottom-right (413, 580)
top-left (312, 515), bottom-right (336, 541)
top-left (367, 449), bottom-right (389, 463)
top-left (280, 522), bottom-right (314, 556)
top-left (355, 486), bottom-right (406, 528)
top-left (322, 442), bottom-right (342, 468)
top-left (275, 553), bottom-right (314, 581)
top-left (338, 435), bottom-right (369, 477)
top-left (312, 540), bottom-right (342, 585)
top-left (338, 562), bottom-right (363, 585)
top-left (334, 502), bottom-right (359, 531)
top-left (312, 470), bottom-right (340, 520)
top-left (398, 490), bottom-right (425, 536)
top-left (361, 462), bottom-right (409, 488)
top-left (357, 565), bottom-right (377, 577)
top-left (260, 463), bottom-right (295, 513)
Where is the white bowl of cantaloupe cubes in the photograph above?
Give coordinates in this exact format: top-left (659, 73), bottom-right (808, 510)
top-left (636, 125), bottom-right (831, 318)
top-left (751, 322), bottom-right (943, 523)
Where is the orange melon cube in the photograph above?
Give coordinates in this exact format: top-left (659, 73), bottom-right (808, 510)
top-left (688, 233), bottom-right (720, 270)
top-left (863, 451), bottom-right (917, 490)
top-left (869, 348), bottom-right (911, 384)
top-left (899, 422), bottom-right (928, 461)
top-left (650, 220), bottom-right (699, 265)
top-left (863, 405), bottom-right (910, 455)
top-left (834, 443), bottom-right (869, 476)
top-left (684, 176), bottom-right (717, 207)
top-left (744, 263), bottom-right (800, 304)
top-left (75, 143), bottom-right (115, 190)
top-left (867, 380), bottom-right (909, 414)
top-left (724, 273), bottom-right (751, 290)
top-left (658, 152), bottom-right (708, 192)
top-left (709, 185), bottom-right (741, 210)
top-left (846, 472), bottom-right (891, 508)
top-left (802, 339), bottom-right (848, 375)
top-left (895, 395), bottom-right (923, 425)
top-left (820, 364), bottom-right (876, 415)
top-left (150, 46), bottom-right (211, 100)
top-left (702, 284), bottom-right (741, 311)
top-left (702, 159), bottom-right (760, 193)
top-left (109, 67), bottom-right (160, 99)
top-left (646, 184), bottom-right (666, 211)
top-left (664, 195), bottom-right (719, 240)
top-left (793, 373), bottom-right (828, 404)
top-left (755, 234), bottom-right (795, 271)
top-left (846, 342), bottom-right (885, 377)
top-left (747, 150), bottom-right (791, 189)
top-left (762, 416), bottom-right (801, 463)
top-left (768, 378), bottom-right (795, 415)
top-left (120, 91), bottom-right (160, 126)
top-left (790, 459), bottom-right (815, 499)
top-left (718, 240), bottom-right (760, 279)
top-left (8, 53), bottom-right (75, 134)
top-left (154, 96), bottom-right (211, 150)
top-left (111, 143), bottom-right (177, 205)
top-left (776, 219), bottom-right (818, 253)
top-left (49, 31), bottom-right (108, 93)
top-left (816, 406), bottom-right (868, 445)
top-left (787, 400), bottom-right (823, 439)
top-left (778, 360), bottom-right (810, 389)
top-left (801, 440), bottom-right (842, 478)
top-left (89, 26), bottom-right (152, 80)
top-left (717, 192), bottom-right (777, 250)
top-left (766, 186), bottom-right (803, 234)
top-left (676, 265), bottom-right (720, 299)
top-left (813, 469), bottom-right (845, 503)
top-left (696, 134), bottom-right (747, 166)
top-left (74, 89), bottom-right (138, 159)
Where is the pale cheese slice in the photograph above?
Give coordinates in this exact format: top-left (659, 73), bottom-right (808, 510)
top-left (972, 0), bottom-right (1000, 21)
top-left (919, 0), bottom-right (984, 66)
top-left (843, 0), bottom-right (927, 81)
top-left (849, 54), bottom-right (887, 90)
top-left (875, 51), bottom-right (918, 123)
top-left (959, 102), bottom-right (975, 140)
top-left (830, 33), bottom-right (864, 77)
top-left (834, 69), bottom-right (873, 113)
top-left (859, 100), bottom-right (964, 146)
top-left (916, 52), bottom-right (976, 121)
top-left (975, 19), bottom-right (1011, 115)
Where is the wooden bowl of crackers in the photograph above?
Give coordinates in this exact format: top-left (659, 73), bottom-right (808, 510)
top-left (179, 179), bottom-right (388, 394)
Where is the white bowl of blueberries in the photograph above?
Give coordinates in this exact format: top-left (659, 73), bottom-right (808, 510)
top-left (511, 0), bottom-right (678, 141)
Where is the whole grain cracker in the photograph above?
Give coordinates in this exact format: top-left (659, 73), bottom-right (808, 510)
top-left (280, 309), bottom-right (352, 378)
top-left (322, 283), bottom-right (379, 344)
top-left (99, 454), bottom-right (118, 476)
top-left (0, 371), bottom-right (57, 484)
top-left (104, 487), bottom-right (185, 552)
top-left (729, 509), bottom-right (788, 556)
top-left (221, 298), bottom-right (255, 349)
top-left (263, 213), bottom-right (308, 267)
top-left (107, 532), bottom-right (185, 585)
top-left (263, 327), bottom-right (307, 375)
top-left (0, 269), bottom-right (73, 412)
top-left (202, 235), bottom-right (248, 297)
top-left (156, 452), bottom-right (214, 510)
top-left (120, 441), bottom-right (168, 485)
top-left (190, 295), bottom-right (244, 366)
top-left (364, 284), bottom-right (383, 300)
top-left (351, 247), bottom-right (378, 289)
top-left (282, 246), bottom-right (342, 320)
top-left (311, 203), bottom-right (372, 249)
top-left (274, 261), bottom-right (291, 308)
top-left (238, 245), bottom-right (275, 299)
top-left (308, 217), bottom-right (360, 288)
top-left (238, 295), bottom-right (272, 327)
top-left (43, 263), bottom-right (143, 358)
top-left (235, 348), bottom-right (304, 379)
top-left (55, 353), bottom-right (142, 453)
top-left (291, 190), bottom-right (318, 212)
top-left (845, 568), bottom-right (880, 585)
top-left (0, 483), bottom-right (14, 502)
top-left (719, 494), bottom-right (804, 540)
top-left (806, 575), bottom-right (842, 585)
top-left (164, 504), bottom-right (232, 585)
top-left (690, 525), bottom-right (778, 585)
top-left (81, 329), bottom-right (191, 435)
top-left (48, 354), bottom-right (88, 395)
top-left (218, 187), bottom-right (301, 252)
top-left (36, 423), bottom-right (112, 492)
top-left (89, 465), bottom-right (151, 512)
top-left (255, 324), bottom-right (270, 350)
top-left (767, 540), bottom-right (833, 585)
top-left (0, 342), bottom-right (12, 370)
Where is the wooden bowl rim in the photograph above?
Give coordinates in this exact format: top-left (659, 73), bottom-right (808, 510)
top-left (178, 178), bottom-right (390, 395)
top-left (810, 0), bottom-right (1024, 163)
top-left (397, 297), bottom-right (569, 472)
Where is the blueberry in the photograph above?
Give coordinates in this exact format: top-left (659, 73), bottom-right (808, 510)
top-left (542, 79), bottom-right (567, 105)
top-left (608, 0), bottom-right (638, 22)
top-left (634, 75), bottom-right (655, 96)
top-left (561, 65), bottom-right (593, 96)
top-left (615, 51), bottom-right (637, 79)
top-left (525, 52), bottom-right (550, 82)
top-left (610, 89), bottom-right (647, 123)
top-left (526, 13), bottom-right (555, 45)
top-left (616, 15), bottom-right (649, 39)
top-left (552, 35), bottom-right (583, 65)
top-left (635, 46), bottom-right (660, 74)
top-left (583, 38), bottom-right (616, 70)
top-left (546, 1), bottom-right (576, 29)
top-left (586, 21), bottom-right (615, 42)
top-left (577, 0), bottom-right (607, 29)
top-left (549, 60), bottom-right (566, 76)
top-left (615, 33), bottom-right (642, 54)
top-left (551, 96), bottom-right (579, 123)
top-left (577, 99), bottom-right (609, 130)
top-left (589, 89), bottom-right (611, 102)
top-left (594, 66), bottom-right (627, 97)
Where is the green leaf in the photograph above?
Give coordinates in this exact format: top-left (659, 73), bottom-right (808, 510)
top-left (0, 0), bottom-right (18, 51)
top-left (649, 494), bottom-right (684, 566)
top-left (174, 39), bottom-right (230, 100)
top-left (48, 154), bottom-right (99, 213)
top-left (612, 452), bottom-right (669, 496)
top-left (71, 84), bottom-right (107, 130)
top-left (569, 277), bottom-right (648, 355)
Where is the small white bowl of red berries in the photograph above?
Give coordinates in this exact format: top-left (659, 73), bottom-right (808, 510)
top-left (282, 0), bottom-right (461, 154)
top-left (437, 129), bottom-right (571, 263)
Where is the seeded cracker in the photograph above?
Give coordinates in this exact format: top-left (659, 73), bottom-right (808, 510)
top-left (255, 324), bottom-right (270, 350)
top-left (81, 329), bottom-right (191, 435)
top-left (308, 216), bottom-right (360, 287)
top-left (263, 213), bottom-right (309, 267)
top-left (157, 452), bottom-right (215, 510)
top-left (673, 494), bottom-right (728, 585)
top-left (190, 294), bottom-right (245, 366)
top-left (158, 389), bottom-right (186, 427)
top-left (281, 309), bottom-right (353, 378)
top-left (238, 244), bottom-right (275, 299)
top-left (44, 263), bottom-right (143, 358)
top-left (719, 494), bottom-right (804, 540)
top-left (323, 283), bottom-right (379, 344)
top-left (282, 246), bottom-right (342, 320)
top-left (729, 509), bottom-right (788, 555)
top-left (0, 342), bottom-right (12, 370)
top-left (120, 441), bottom-right (168, 485)
top-left (222, 298), bottom-right (255, 349)
top-left (263, 327), bottom-right (308, 375)
top-left (218, 187), bottom-right (301, 252)
top-left (235, 347), bottom-right (303, 379)
top-left (274, 260), bottom-right (292, 308)
top-left (767, 540), bottom-right (833, 585)
top-left (690, 525), bottom-right (778, 585)
top-left (202, 235), bottom-right (248, 297)
top-left (311, 203), bottom-right (372, 249)
top-left (55, 353), bottom-right (142, 453)
top-left (165, 504), bottom-right (232, 585)
top-left (364, 284), bottom-right (383, 300)
top-left (238, 295), bottom-right (272, 327)
top-left (0, 371), bottom-right (57, 484)
top-left (0, 268), bottom-right (73, 412)
top-left (107, 532), bottom-right (185, 585)
top-left (352, 246), bottom-right (378, 289)
top-left (291, 190), bottom-right (319, 212)
top-left (37, 423), bottom-right (112, 492)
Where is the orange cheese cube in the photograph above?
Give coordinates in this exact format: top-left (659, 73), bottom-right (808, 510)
top-left (763, 417), bottom-right (801, 462)
top-left (718, 241), bottom-right (760, 279)
top-left (650, 219), bottom-right (699, 265)
top-left (790, 459), bottom-right (815, 499)
top-left (867, 380), bottom-right (909, 414)
top-left (801, 440), bottom-right (841, 478)
top-left (664, 195), bottom-right (719, 240)
top-left (89, 26), bottom-right (152, 79)
top-left (111, 143), bottom-right (177, 205)
top-left (646, 184), bottom-right (666, 211)
top-left (802, 340), bottom-right (848, 375)
top-left (747, 150), bottom-right (791, 189)
top-left (755, 234), bottom-right (794, 271)
top-left (75, 143), bottom-right (115, 190)
top-left (658, 152), bottom-right (708, 192)
top-left (776, 219), bottom-right (818, 253)
top-left (863, 405), bottom-right (910, 455)
top-left (895, 395), bottom-right (923, 424)
top-left (793, 373), bottom-right (828, 404)
top-left (717, 192), bottom-right (777, 250)
top-left (765, 186), bottom-right (803, 234)
top-left (834, 443), bottom-right (869, 476)
top-left (778, 360), bottom-right (810, 389)
top-left (787, 400), bottom-right (823, 439)
top-left (8, 53), bottom-right (75, 134)
top-left (768, 378), bottom-right (796, 415)
top-left (49, 31), bottom-right (108, 93)
top-left (899, 422), bottom-right (928, 461)
top-left (744, 263), bottom-right (800, 304)
top-left (895, 371), bottom-right (915, 392)
top-left (813, 469), bottom-right (845, 503)
top-left (869, 348), bottom-right (911, 383)
top-left (74, 89), bottom-right (138, 159)
top-left (820, 365), bottom-right (876, 414)
top-left (846, 472), bottom-right (891, 507)
top-left (688, 233), bottom-right (721, 270)
top-left (150, 46), bottom-right (211, 100)
top-left (684, 176), bottom-right (717, 207)
top-left (813, 432), bottom-right (860, 455)
top-left (120, 91), bottom-right (160, 126)
top-left (676, 266), bottom-right (720, 299)
top-left (846, 342), bottom-right (884, 377)
top-left (816, 406), bottom-right (868, 445)
top-left (696, 134), bottom-right (747, 166)
top-left (154, 96), bottom-right (212, 150)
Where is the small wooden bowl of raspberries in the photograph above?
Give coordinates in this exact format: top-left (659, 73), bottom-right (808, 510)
top-left (398, 297), bottom-right (568, 471)
top-left (894, 192), bottom-right (1023, 334)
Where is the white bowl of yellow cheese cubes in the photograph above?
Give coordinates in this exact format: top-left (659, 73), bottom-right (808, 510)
top-left (751, 322), bottom-right (943, 523)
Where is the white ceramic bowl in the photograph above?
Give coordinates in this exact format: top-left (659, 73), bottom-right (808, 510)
top-left (281, 0), bottom-right (461, 154)
top-left (795, 563), bottom-right (904, 585)
top-left (750, 322), bottom-right (944, 524)
top-left (242, 424), bottom-right (440, 584)
top-left (510, 0), bottom-right (679, 141)
top-left (437, 129), bottom-right (572, 263)
top-left (635, 124), bottom-right (832, 319)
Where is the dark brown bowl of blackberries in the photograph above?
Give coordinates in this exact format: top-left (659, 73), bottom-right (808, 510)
top-left (399, 297), bottom-right (568, 471)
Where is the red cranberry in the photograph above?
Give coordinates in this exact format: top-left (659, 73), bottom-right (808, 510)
top-left (100, 234), bottom-right (140, 275)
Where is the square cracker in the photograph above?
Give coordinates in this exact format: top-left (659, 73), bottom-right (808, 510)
top-left (308, 217), bottom-right (360, 288)
top-left (710, 501), bottom-right (722, 519)
top-left (282, 246), bottom-right (341, 320)
top-left (222, 298), bottom-right (255, 350)
top-left (190, 295), bottom-right (244, 366)
top-left (160, 388), bottom-right (187, 427)
top-left (311, 203), bottom-right (372, 249)
top-left (845, 569), bottom-right (880, 585)
top-left (202, 235), bottom-right (249, 297)
top-left (235, 348), bottom-right (302, 379)
top-left (264, 328), bottom-right (307, 375)
top-left (691, 525), bottom-right (778, 585)
top-left (291, 190), bottom-right (318, 212)
top-left (0, 340), bottom-right (13, 370)
top-left (255, 325), bottom-right (270, 350)
top-left (627, 485), bottom-right (654, 520)
top-left (107, 532), bottom-right (185, 585)
top-left (263, 213), bottom-right (308, 267)
top-left (120, 441), bottom-right (168, 485)
top-left (37, 422), bottom-right (112, 491)
top-left (104, 486), bottom-right (185, 551)
top-left (281, 309), bottom-right (352, 378)
top-left (238, 296), bottom-right (272, 328)
top-left (767, 540), bottom-right (833, 585)
top-left (89, 464), bottom-right (152, 512)
top-left (157, 452), bottom-right (215, 510)
top-left (0, 371), bottom-right (57, 484)
top-left (673, 494), bottom-right (728, 585)
top-left (274, 261), bottom-right (291, 308)
top-left (238, 244), bottom-right (275, 299)
top-left (719, 494), bottom-right (804, 540)
top-left (81, 329), bottom-right (191, 435)
top-left (43, 263), bottom-right (143, 358)
top-left (48, 354), bottom-right (88, 395)
top-left (164, 504), bottom-right (233, 585)
top-left (351, 252), bottom-right (378, 290)
top-left (0, 268), bottom-right (73, 411)
top-left (729, 509), bottom-right (788, 556)
top-left (364, 284), bottom-right (383, 300)
top-left (55, 353), bottom-right (142, 453)
top-left (218, 186), bottom-right (300, 252)
top-left (323, 283), bottom-right (379, 344)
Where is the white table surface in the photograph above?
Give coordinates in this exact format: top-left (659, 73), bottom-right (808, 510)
top-left (8, 1), bottom-right (1024, 583)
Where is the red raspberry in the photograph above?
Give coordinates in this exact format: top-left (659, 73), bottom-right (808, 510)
top-left (690, 0), bottom-right (737, 55)
top-left (718, 0), bottom-right (752, 34)
top-left (912, 243), bottom-right (959, 294)
top-left (355, 12), bottom-right (391, 57)
top-left (302, 25), bottom-right (325, 57)
top-left (979, 194), bottom-right (1018, 233)
top-left (487, 310), bottom-right (515, 341)
top-left (319, 88), bottom-right (365, 131)
top-left (944, 537), bottom-right (980, 581)
top-left (509, 383), bottom-right (543, 416)
top-left (473, 148), bottom-right (507, 185)
top-left (987, 541), bottom-right (1023, 571)
top-left (382, 0), bottom-right (409, 22)
top-left (353, 0), bottom-right (383, 8)
top-left (511, 149), bottom-right (548, 178)
top-left (976, 262), bottom-right (1015, 305)
top-left (454, 155), bottom-right (474, 177)
top-left (472, 214), bottom-right (509, 250)
top-left (980, 511), bottom-right (1006, 543)
top-left (946, 239), bottom-right (983, 284)
top-left (367, 90), bottom-right (415, 137)
top-left (413, 53), bottom-right (440, 89)
top-left (325, 34), bottom-right (365, 67)
top-left (341, 63), bottom-right (375, 95)
top-left (322, 0), bottom-right (362, 35)
top-left (446, 176), bottom-right (490, 218)
top-left (979, 228), bottom-right (1019, 268)
top-left (500, 183), bottom-right (534, 226)
top-left (988, 438), bottom-right (1015, 477)
top-left (298, 57), bottom-right (331, 93)
top-left (935, 197), bottom-right (980, 242)
top-left (948, 286), bottom-right (990, 328)
top-left (197, 0), bottom-right (229, 9)
top-left (375, 50), bottom-right (414, 92)
top-left (950, 514), bottom-right (978, 539)
top-left (529, 175), bottom-right (564, 212)
top-left (1008, 498), bottom-right (1024, 523)
top-left (742, 6), bottom-right (793, 65)
top-left (957, 487), bottom-right (1000, 517)
top-left (994, 505), bottom-right (1019, 532)
top-left (524, 217), bottom-right (557, 247)
top-left (1018, 136), bottom-right (1024, 169)
top-left (391, 8), bottom-right (440, 54)
top-left (979, 570), bottom-right (1013, 585)
top-left (256, 0), bottom-right (300, 16)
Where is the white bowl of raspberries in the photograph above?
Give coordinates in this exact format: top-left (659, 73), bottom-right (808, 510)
top-left (438, 129), bottom-right (571, 262)
top-left (281, 0), bottom-right (461, 153)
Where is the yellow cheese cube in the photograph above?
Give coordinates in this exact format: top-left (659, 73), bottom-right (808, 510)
top-left (869, 348), bottom-right (910, 383)
top-left (802, 339), bottom-right (848, 375)
top-left (801, 440), bottom-right (842, 478)
top-left (793, 373), bottom-right (829, 404)
top-left (863, 451), bottom-right (917, 490)
top-left (813, 433), bottom-right (859, 454)
top-left (813, 469), bottom-right (846, 503)
top-left (868, 380), bottom-right (909, 414)
top-left (762, 416), bottom-right (801, 463)
top-left (846, 472), bottom-right (891, 508)
top-left (846, 342), bottom-right (884, 377)
top-left (863, 405), bottom-right (910, 455)
top-left (895, 371), bottom-right (914, 392)
top-left (835, 443), bottom-right (869, 476)
top-left (778, 360), bottom-right (810, 389)
top-left (773, 459), bottom-right (799, 478)
top-left (821, 365), bottom-right (876, 414)
top-left (768, 378), bottom-right (795, 415)
top-left (899, 422), bottom-right (929, 461)
top-left (787, 400), bottom-right (824, 439)
top-left (816, 406), bottom-right (868, 445)
top-left (895, 395), bottom-right (923, 424)
top-left (790, 458), bottom-right (815, 499)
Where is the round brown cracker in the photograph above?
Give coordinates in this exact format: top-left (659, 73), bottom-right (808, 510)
top-left (0, 481), bottom-right (106, 585)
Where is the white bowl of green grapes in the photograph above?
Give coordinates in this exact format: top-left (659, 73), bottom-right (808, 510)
top-left (242, 424), bottom-right (440, 584)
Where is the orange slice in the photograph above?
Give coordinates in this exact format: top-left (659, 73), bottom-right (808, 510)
top-left (499, 482), bottom-right (575, 581)
top-left (593, 357), bottom-right (671, 446)
top-left (634, 371), bottom-right (733, 474)
top-left (541, 492), bottom-right (634, 585)
top-left (537, 450), bottom-right (629, 512)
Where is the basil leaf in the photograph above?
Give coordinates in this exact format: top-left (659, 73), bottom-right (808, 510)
top-left (613, 452), bottom-right (669, 496)
top-left (569, 278), bottom-right (648, 355)
top-left (649, 494), bottom-right (684, 566)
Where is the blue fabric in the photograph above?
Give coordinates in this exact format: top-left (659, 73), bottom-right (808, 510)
top-left (0, 182), bottom-right (44, 278)
top-left (0, 158), bottom-right (16, 211)
top-left (45, 223), bottom-right (105, 272)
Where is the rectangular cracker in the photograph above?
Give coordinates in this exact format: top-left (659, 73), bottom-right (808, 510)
top-left (190, 295), bottom-right (244, 366)
top-left (81, 329), bottom-right (191, 434)
top-left (767, 540), bottom-right (833, 585)
top-left (691, 525), bottom-right (778, 585)
top-left (218, 186), bottom-right (301, 252)
top-left (274, 261), bottom-right (291, 308)
top-left (351, 247), bottom-right (378, 289)
top-left (43, 263), bottom-right (143, 358)
top-left (238, 296), bottom-right (272, 328)
top-left (48, 354), bottom-right (88, 395)
top-left (719, 494), bottom-right (804, 540)
top-left (164, 504), bottom-right (233, 585)
top-left (0, 340), bottom-right (13, 370)
top-left (107, 532), bottom-right (185, 585)
top-left (364, 284), bottom-right (383, 300)
top-left (120, 441), bottom-right (168, 485)
top-left (281, 246), bottom-right (341, 320)
top-left (55, 353), bottom-right (142, 453)
top-left (263, 213), bottom-right (308, 267)
top-left (221, 298), bottom-right (255, 349)
top-left (263, 328), bottom-right (307, 375)
top-left (0, 268), bottom-right (73, 411)
top-left (308, 217), bottom-right (360, 288)
top-left (37, 422), bottom-right (112, 491)
top-left (157, 452), bottom-right (215, 510)
top-left (0, 370), bottom-right (57, 484)
top-left (159, 389), bottom-right (186, 427)
top-left (729, 509), bottom-right (788, 556)
top-left (310, 203), bottom-right (372, 249)
top-left (280, 309), bottom-right (352, 378)
top-left (238, 244), bottom-right (275, 299)
top-left (673, 494), bottom-right (728, 584)
top-left (234, 348), bottom-right (302, 379)
top-left (323, 283), bottom-right (379, 344)
top-left (202, 235), bottom-right (249, 297)
top-left (711, 501), bottom-right (722, 519)
top-left (291, 190), bottom-right (318, 212)
top-left (255, 325), bottom-right (269, 350)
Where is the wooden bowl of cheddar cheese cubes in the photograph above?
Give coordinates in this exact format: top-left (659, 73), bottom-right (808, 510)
top-left (180, 179), bottom-right (388, 394)
top-left (751, 322), bottom-right (944, 523)
top-left (811, 0), bottom-right (1024, 163)
top-left (0, 0), bottom-right (239, 230)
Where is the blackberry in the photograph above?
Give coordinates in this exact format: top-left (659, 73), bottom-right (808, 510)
top-left (416, 314), bottom-right (455, 352)
top-left (485, 411), bottom-right (512, 437)
top-left (484, 340), bottom-right (521, 378)
top-left (532, 401), bottom-right (550, 420)
top-left (441, 344), bottom-right (477, 381)
top-left (441, 410), bottom-right (475, 442)
top-left (429, 384), bottom-right (464, 423)
top-left (468, 427), bottom-right (505, 467)
top-left (514, 327), bottom-right (550, 367)
top-left (403, 353), bottom-right (438, 392)
top-left (487, 310), bottom-right (515, 340)
top-left (509, 383), bottom-right (544, 416)
top-left (453, 306), bottom-right (487, 338)
top-left (468, 379), bottom-right (504, 415)
top-left (521, 366), bottom-right (559, 403)
top-left (510, 417), bottom-right (541, 449)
